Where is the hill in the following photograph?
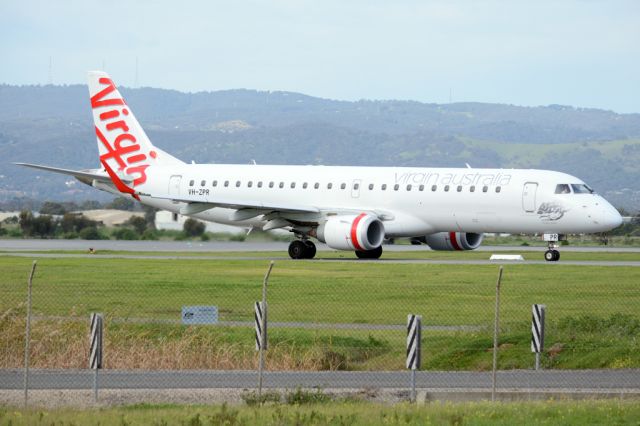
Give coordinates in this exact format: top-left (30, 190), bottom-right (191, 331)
top-left (0, 84), bottom-right (638, 210)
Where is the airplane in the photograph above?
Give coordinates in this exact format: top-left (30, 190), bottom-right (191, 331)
top-left (16, 71), bottom-right (623, 261)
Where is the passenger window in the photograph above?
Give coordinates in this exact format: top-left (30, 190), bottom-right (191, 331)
top-left (406, 184), bottom-right (412, 191)
top-left (444, 185), bottom-right (450, 192)
top-left (431, 185), bottom-right (437, 191)
top-left (279, 182), bottom-right (284, 188)
top-left (257, 182), bottom-right (263, 188)
top-left (314, 183), bottom-right (319, 189)
top-left (571, 184), bottom-right (593, 194)
top-left (470, 185), bottom-right (475, 192)
top-left (339, 183), bottom-right (345, 189)
top-left (555, 184), bottom-right (571, 194)
top-left (369, 184), bottom-right (374, 190)
top-left (224, 180), bottom-right (229, 187)
top-left (419, 185), bottom-right (424, 191)
top-left (212, 180), bottom-right (218, 187)
top-left (457, 185), bottom-right (462, 192)
top-left (381, 184), bottom-right (387, 190)
top-left (291, 182), bottom-right (296, 189)
top-left (328, 183), bottom-right (333, 189)
top-left (354, 183), bottom-right (359, 190)
top-left (236, 181), bottom-right (241, 187)
top-left (496, 186), bottom-right (501, 193)
top-left (394, 184), bottom-right (399, 191)
top-left (482, 186), bottom-right (488, 193)
top-left (269, 182), bottom-right (274, 188)
top-left (303, 182), bottom-right (308, 189)
top-left (248, 181), bottom-right (253, 188)
top-left (200, 180), bottom-right (206, 187)
top-left (189, 180), bottom-right (195, 186)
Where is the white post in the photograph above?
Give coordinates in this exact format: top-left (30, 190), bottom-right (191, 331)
top-left (23, 261), bottom-right (37, 408)
top-left (531, 304), bottom-right (546, 371)
top-left (406, 314), bottom-right (421, 402)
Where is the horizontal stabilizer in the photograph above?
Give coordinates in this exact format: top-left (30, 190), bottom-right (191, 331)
top-left (14, 162), bottom-right (132, 184)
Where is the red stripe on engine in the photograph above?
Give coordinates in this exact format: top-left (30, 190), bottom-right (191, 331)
top-left (449, 231), bottom-right (462, 250)
top-left (351, 213), bottom-right (367, 251)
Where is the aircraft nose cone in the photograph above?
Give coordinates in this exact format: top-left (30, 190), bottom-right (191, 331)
top-left (601, 204), bottom-right (622, 230)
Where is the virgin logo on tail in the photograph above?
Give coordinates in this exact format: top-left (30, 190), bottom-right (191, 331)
top-left (91, 77), bottom-right (156, 186)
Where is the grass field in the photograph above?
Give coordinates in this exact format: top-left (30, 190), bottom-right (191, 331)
top-left (2, 400), bottom-right (640, 425)
top-left (1, 255), bottom-right (638, 371)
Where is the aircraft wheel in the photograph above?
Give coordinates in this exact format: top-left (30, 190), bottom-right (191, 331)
top-left (544, 250), bottom-right (555, 262)
top-left (303, 240), bottom-right (317, 259)
top-left (288, 240), bottom-right (307, 259)
top-left (553, 250), bottom-right (560, 261)
top-left (355, 246), bottom-right (383, 259)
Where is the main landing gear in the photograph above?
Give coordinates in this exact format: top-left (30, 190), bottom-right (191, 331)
top-left (288, 240), bottom-right (316, 259)
top-left (543, 233), bottom-right (562, 262)
top-left (355, 246), bottom-right (383, 259)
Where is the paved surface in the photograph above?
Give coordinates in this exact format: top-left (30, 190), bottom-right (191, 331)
top-left (1, 239), bottom-right (639, 253)
top-left (1, 369), bottom-right (639, 390)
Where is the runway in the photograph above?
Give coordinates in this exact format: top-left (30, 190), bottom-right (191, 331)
top-left (1, 239), bottom-right (639, 253)
top-left (1, 240), bottom-right (639, 266)
top-left (1, 369), bottom-right (639, 391)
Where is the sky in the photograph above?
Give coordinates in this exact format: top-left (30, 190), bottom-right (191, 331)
top-left (1, 0), bottom-right (639, 113)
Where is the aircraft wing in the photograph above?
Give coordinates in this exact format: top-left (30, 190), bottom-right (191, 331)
top-left (14, 162), bottom-right (132, 184)
top-left (150, 192), bottom-right (321, 216)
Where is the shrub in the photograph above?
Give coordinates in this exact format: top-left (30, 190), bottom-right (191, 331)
top-left (125, 216), bottom-right (148, 234)
top-left (79, 226), bottom-right (102, 240)
top-left (141, 229), bottom-right (159, 240)
top-left (183, 218), bottom-right (205, 237)
top-left (112, 228), bottom-right (139, 240)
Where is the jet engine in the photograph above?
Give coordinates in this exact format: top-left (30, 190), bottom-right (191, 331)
top-left (419, 232), bottom-right (484, 251)
top-left (317, 213), bottom-right (385, 251)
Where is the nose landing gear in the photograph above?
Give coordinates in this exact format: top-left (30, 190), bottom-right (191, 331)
top-left (544, 249), bottom-right (560, 261)
top-left (543, 233), bottom-right (563, 262)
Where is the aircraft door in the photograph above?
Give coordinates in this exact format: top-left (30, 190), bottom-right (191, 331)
top-left (169, 175), bottom-right (182, 196)
top-left (351, 179), bottom-right (362, 198)
top-left (522, 182), bottom-right (538, 212)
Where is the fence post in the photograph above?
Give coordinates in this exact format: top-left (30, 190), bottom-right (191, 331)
top-left (491, 266), bottom-right (503, 402)
top-left (531, 304), bottom-right (546, 370)
top-left (90, 313), bottom-right (103, 403)
top-left (23, 261), bottom-right (37, 408)
top-left (406, 314), bottom-right (422, 402)
top-left (256, 261), bottom-right (274, 401)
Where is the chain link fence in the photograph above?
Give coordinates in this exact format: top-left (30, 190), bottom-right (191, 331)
top-left (1, 253), bottom-right (639, 403)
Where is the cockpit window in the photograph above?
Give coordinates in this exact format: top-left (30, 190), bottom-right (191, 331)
top-left (555, 184), bottom-right (571, 194)
top-left (571, 184), bottom-right (594, 194)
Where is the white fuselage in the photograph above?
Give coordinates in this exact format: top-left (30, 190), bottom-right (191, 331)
top-left (121, 164), bottom-right (622, 237)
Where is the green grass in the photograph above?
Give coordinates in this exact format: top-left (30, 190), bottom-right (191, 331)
top-left (1, 255), bottom-right (638, 370)
top-left (2, 400), bottom-right (640, 425)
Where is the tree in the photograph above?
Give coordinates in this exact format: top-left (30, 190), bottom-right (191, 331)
top-left (79, 226), bottom-right (102, 240)
top-left (183, 218), bottom-right (206, 237)
top-left (80, 200), bottom-right (102, 210)
top-left (142, 205), bottom-right (158, 229)
top-left (40, 201), bottom-right (68, 215)
top-left (60, 213), bottom-right (98, 234)
top-left (19, 210), bottom-right (34, 236)
top-left (106, 197), bottom-right (135, 211)
top-left (31, 215), bottom-right (56, 238)
top-left (125, 216), bottom-right (148, 234)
